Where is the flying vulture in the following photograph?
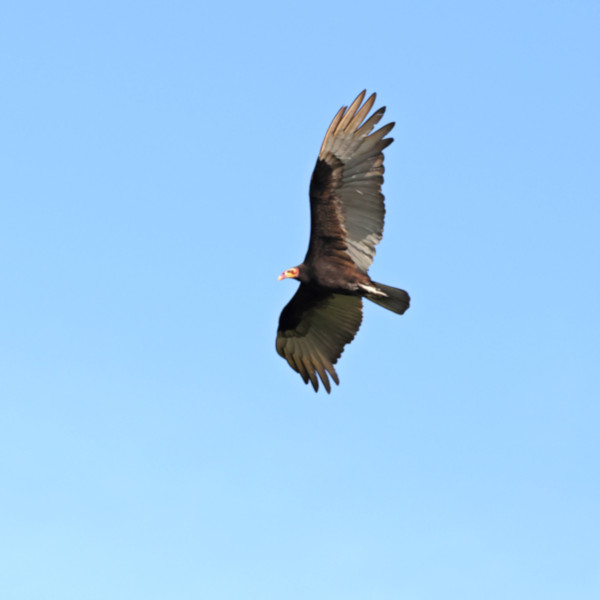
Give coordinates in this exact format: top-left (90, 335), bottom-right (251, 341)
top-left (276, 90), bottom-right (410, 393)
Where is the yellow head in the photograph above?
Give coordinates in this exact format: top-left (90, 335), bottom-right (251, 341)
top-left (278, 267), bottom-right (300, 281)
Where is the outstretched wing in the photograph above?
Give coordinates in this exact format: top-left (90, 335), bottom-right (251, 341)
top-left (306, 90), bottom-right (394, 273)
top-left (276, 285), bottom-right (363, 393)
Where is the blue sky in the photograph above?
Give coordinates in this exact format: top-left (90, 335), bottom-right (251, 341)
top-left (1, 1), bottom-right (599, 598)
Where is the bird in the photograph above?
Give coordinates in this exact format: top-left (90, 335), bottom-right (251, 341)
top-left (276, 90), bottom-right (410, 393)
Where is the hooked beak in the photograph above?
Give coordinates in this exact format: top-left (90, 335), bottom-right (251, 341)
top-left (277, 272), bottom-right (287, 281)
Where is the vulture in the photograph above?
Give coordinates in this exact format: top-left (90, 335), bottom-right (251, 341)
top-left (276, 90), bottom-right (410, 393)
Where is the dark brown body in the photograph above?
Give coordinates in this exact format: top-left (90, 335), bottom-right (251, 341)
top-left (276, 91), bottom-right (410, 392)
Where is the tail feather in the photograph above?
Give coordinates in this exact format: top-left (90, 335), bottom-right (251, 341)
top-left (366, 282), bottom-right (410, 315)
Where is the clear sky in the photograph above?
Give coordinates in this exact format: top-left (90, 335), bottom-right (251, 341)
top-left (1, 1), bottom-right (599, 599)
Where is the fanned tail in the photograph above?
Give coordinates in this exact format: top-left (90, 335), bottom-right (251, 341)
top-left (366, 282), bottom-right (410, 315)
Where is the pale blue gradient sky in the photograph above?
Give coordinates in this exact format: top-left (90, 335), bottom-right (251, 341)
top-left (1, 1), bottom-right (599, 599)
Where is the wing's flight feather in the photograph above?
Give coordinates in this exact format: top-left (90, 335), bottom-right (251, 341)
top-left (307, 91), bottom-right (394, 272)
top-left (276, 285), bottom-right (363, 392)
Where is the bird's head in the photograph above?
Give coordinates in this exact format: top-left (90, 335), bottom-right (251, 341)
top-left (278, 266), bottom-right (300, 281)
